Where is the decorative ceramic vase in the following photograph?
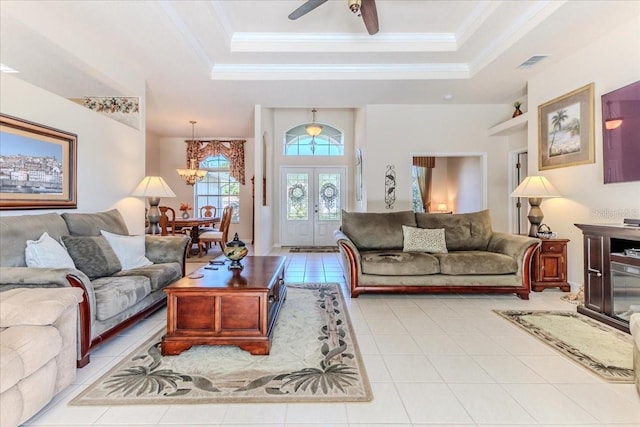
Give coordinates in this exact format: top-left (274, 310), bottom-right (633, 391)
top-left (223, 233), bottom-right (248, 270)
top-left (181, 211), bottom-right (189, 219)
top-left (512, 105), bottom-right (523, 118)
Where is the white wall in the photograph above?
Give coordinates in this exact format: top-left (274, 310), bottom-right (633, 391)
top-left (147, 135), bottom-right (255, 242)
top-left (364, 104), bottom-right (512, 231)
top-left (527, 16), bottom-right (640, 290)
top-left (253, 105), bottom-right (275, 255)
top-left (0, 74), bottom-right (146, 232)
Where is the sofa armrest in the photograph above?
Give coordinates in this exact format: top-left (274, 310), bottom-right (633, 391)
top-left (0, 266), bottom-right (96, 326)
top-left (334, 230), bottom-right (364, 296)
top-left (145, 235), bottom-right (190, 276)
top-left (0, 267), bottom-right (97, 365)
top-left (488, 232), bottom-right (540, 277)
top-left (0, 287), bottom-right (83, 328)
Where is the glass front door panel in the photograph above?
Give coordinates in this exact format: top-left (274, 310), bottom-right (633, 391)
top-left (286, 173), bottom-right (308, 221)
top-left (317, 173), bottom-right (340, 221)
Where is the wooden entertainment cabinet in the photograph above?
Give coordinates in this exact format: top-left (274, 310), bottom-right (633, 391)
top-left (575, 224), bottom-right (640, 333)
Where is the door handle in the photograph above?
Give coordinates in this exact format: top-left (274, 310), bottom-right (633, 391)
top-left (588, 268), bottom-right (602, 277)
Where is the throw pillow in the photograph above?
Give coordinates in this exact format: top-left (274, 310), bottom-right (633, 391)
top-left (61, 235), bottom-right (122, 279)
top-left (402, 226), bottom-right (448, 254)
top-left (25, 232), bottom-right (76, 269)
top-left (100, 230), bottom-right (153, 270)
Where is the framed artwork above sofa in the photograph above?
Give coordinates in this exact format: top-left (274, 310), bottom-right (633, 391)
top-left (0, 113), bottom-right (77, 210)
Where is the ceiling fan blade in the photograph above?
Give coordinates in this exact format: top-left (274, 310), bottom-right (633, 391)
top-left (360, 0), bottom-right (379, 35)
top-left (288, 0), bottom-right (328, 20)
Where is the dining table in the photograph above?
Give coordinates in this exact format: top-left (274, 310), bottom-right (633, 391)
top-left (167, 216), bottom-right (220, 243)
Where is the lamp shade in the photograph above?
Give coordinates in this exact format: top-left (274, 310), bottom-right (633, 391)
top-left (131, 176), bottom-right (176, 198)
top-left (510, 176), bottom-right (561, 198)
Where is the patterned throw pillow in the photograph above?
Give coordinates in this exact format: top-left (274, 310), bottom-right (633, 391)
top-left (402, 225), bottom-right (448, 253)
top-left (61, 235), bottom-right (122, 279)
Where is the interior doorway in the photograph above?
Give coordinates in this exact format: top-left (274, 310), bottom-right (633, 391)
top-left (411, 154), bottom-right (486, 214)
top-left (280, 167), bottom-right (345, 247)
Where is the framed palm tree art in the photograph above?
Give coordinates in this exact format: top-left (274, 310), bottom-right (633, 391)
top-left (538, 83), bottom-right (594, 170)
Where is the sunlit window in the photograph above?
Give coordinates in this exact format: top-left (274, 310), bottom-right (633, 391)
top-left (194, 155), bottom-right (240, 222)
top-left (284, 124), bottom-right (344, 156)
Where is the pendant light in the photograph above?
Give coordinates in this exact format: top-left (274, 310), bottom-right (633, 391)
top-left (176, 121), bottom-right (207, 185)
top-left (304, 108), bottom-right (323, 137)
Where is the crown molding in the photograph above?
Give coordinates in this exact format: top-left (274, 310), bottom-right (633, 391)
top-left (230, 32), bottom-right (457, 53)
top-left (211, 63), bottom-right (469, 80)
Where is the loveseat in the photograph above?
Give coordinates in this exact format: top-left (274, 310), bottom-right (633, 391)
top-left (335, 210), bottom-right (540, 299)
top-left (0, 287), bottom-right (83, 427)
top-left (0, 210), bottom-right (190, 367)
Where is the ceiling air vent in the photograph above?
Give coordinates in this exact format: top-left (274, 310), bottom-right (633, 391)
top-left (518, 55), bottom-right (549, 69)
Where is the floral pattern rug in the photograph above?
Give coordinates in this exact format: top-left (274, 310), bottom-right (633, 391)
top-left (71, 284), bottom-right (372, 405)
top-left (494, 310), bottom-right (633, 383)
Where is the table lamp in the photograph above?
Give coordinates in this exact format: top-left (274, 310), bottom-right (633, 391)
top-left (510, 175), bottom-right (561, 237)
top-left (131, 176), bottom-right (176, 234)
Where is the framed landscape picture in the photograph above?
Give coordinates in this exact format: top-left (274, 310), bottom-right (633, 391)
top-left (0, 114), bottom-right (77, 210)
top-left (538, 83), bottom-right (594, 170)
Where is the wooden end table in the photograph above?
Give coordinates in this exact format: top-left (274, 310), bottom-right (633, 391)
top-left (531, 238), bottom-right (570, 292)
top-left (161, 256), bottom-right (286, 356)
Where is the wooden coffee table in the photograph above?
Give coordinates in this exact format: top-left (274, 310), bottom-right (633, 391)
top-left (161, 256), bottom-right (286, 356)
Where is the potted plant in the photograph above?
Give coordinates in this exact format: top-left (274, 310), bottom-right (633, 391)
top-left (179, 203), bottom-right (192, 219)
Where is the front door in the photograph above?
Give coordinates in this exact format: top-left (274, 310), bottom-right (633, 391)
top-left (280, 167), bottom-right (345, 247)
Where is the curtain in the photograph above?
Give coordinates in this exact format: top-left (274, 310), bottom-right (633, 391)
top-left (186, 139), bottom-right (246, 185)
top-left (413, 157), bottom-right (435, 212)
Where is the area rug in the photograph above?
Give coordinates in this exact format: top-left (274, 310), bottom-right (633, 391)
top-left (70, 284), bottom-right (372, 405)
top-left (289, 246), bottom-right (339, 253)
top-left (494, 310), bottom-right (633, 383)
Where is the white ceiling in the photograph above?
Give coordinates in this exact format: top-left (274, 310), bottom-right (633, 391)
top-left (1, 0), bottom-right (639, 138)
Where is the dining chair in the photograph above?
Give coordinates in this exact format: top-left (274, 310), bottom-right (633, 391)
top-left (197, 205), bottom-right (233, 257)
top-left (198, 205), bottom-right (218, 234)
top-left (159, 206), bottom-right (177, 236)
top-left (199, 205), bottom-right (217, 219)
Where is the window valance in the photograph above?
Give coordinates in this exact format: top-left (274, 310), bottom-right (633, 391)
top-left (185, 139), bottom-right (246, 185)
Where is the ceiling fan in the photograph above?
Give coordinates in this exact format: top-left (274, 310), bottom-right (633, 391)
top-left (288, 0), bottom-right (379, 35)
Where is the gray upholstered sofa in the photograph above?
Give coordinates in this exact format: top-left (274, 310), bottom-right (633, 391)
top-left (0, 210), bottom-right (190, 366)
top-left (0, 287), bottom-right (83, 427)
top-left (335, 210), bottom-right (540, 299)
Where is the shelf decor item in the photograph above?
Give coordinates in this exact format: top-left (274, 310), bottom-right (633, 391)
top-left (223, 232), bottom-right (248, 269)
top-left (512, 101), bottom-right (523, 118)
top-left (538, 83), bottom-right (594, 170)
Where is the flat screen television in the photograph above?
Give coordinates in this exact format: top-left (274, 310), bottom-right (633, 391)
top-left (601, 80), bottom-right (640, 184)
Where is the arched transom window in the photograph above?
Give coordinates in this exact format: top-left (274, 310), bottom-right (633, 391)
top-left (284, 124), bottom-right (344, 156)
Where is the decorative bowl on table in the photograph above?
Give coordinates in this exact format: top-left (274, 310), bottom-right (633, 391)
top-left (223, 233), bottom-right (248, 269)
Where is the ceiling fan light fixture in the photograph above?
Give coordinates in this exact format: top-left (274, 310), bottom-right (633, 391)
top-left (305, 108), bottom-right (323, 137)
top-left (348, 0), bottom-right (361, 14)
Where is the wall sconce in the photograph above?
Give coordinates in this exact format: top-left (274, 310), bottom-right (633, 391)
top-left (510, 175), bottom-right (561, 237)
top-left (176, 120), bottom-right (207, 185)
top-left (131, 176), bottom-right (176, 234)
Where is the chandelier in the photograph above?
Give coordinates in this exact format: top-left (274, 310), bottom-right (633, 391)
top-left (304, 108), bottom-right (323, 137)
top-left (176, 121), bottom-right (207, 185)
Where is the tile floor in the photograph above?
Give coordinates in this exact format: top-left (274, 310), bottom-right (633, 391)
top-left (25, 249), bottom-right (640, 426)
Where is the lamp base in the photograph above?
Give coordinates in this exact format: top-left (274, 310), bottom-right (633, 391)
top-left (146, 196), bottom-right (162, 235)
top-left (527, 197), bottom-right (543, 238)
